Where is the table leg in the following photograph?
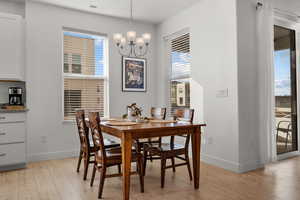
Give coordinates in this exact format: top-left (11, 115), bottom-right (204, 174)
top-left (191, 127), bottom-right (201, 189)
top-left (121, 132), bottom-right (132, 200)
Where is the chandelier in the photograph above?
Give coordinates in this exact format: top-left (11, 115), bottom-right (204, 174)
top-left (113, 0), bottom-right (151, 57)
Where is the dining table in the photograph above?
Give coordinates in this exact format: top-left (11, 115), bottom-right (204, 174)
top-left (87, 118), bottom-right (206, 200)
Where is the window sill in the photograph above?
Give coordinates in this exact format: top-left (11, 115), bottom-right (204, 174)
top-left (63, 120), bottom-right (75, 124)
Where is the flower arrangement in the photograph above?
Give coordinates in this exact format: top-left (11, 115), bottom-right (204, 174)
top-left (123, 103), bottom-right (143, 121)
top-left (128, 103), bottom-right (142, 116)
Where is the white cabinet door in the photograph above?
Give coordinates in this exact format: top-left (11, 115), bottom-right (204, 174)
top-left (0, 143), bottom-right (26, 166)
top-left (0, 122), bottom-right (25, 144)
top-left (0, 112), bottom-right (26, 123)
top-left (0, 13), bottom-right (24, 81)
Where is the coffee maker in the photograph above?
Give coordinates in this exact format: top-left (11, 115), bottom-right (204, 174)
top-left (8, 87), bottom-right (23, 105)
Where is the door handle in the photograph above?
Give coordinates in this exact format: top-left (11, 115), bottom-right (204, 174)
top-left (0, 132), bottom-right (6, 136)
top-left (0, 116), bottom-right (6, 120)
top-left (0, 153), bottom-right (6, 157)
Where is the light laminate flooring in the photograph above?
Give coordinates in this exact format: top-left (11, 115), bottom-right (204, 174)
top-left (1, 157), bottom-right (300, 200)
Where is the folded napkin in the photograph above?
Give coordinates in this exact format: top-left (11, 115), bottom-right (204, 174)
top-left (105, 121), bottom-right (138, 126)
top-left (149, 119), bottom-right (176, 123)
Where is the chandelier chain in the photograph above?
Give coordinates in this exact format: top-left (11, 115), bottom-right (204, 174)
top-left (130, 0), bottom-right (133, 21)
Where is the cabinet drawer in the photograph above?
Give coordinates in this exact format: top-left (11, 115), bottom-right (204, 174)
top-left (0, 122), bottom-right (25, 144)
top-left (0, 113), bottom-right (25, 123)
top-left (0, 143), bottom-right (25, 166)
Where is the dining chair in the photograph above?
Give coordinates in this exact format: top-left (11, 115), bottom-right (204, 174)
top-left (75, 110), bottom-right (120, 180)
top-left (276, 120), bottom-right (292, 150)
top-left (88, 111), bottom-right (144, 199)
top-left (135, 107), bottom-right (167, 162)
top-left (143, 108), bottom-right (194, 188)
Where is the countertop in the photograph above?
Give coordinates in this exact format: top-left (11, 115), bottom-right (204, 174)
top-left (0, 109), bottom-right (29, 113)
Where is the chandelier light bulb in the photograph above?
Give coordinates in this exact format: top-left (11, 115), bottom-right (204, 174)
top-left (120, 37), bottom-right (127, 45)
top-left (142, 33), bottom-right (151, 44)
top-left (127, 31), bottom-right (137, 42)
top-left (136, 37), bottom-right (145, 47)
top-left (113, 33), bottom-right (123, 44)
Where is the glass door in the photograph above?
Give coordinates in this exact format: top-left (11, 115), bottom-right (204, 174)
top-left (274, 25), bottom-right (298, 155)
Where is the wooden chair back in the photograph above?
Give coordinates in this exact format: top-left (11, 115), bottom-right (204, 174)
top-left (172, 108), bottom-right (195, 149)
top-left (174, 108), bottom-right (194, 123)
top-left (75, 110), bottom-right (91, 153)
top-left (151, 107), bottom-right (167, 120)
top-left (88, 112), bottom-right (107, 163)
top-left (147, 107), bottom-right (167, 144)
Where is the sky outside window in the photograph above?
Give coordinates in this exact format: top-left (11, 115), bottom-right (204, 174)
top-left (274, 49), bottom-right (291, 96)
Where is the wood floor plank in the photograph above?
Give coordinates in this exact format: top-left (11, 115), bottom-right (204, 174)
top-left (16, 164), bottom-right (40, 200)
top-left (32, 161), bottom-right (61, 200)
top-left (1, 157), bottom-right (300, 200)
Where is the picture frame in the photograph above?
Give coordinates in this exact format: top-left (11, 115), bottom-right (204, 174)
top-left (122, 57), bottom-right (147, 92)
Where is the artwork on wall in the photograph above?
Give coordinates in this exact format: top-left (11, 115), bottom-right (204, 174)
top-left (122, 57), bottom-right (146, 92)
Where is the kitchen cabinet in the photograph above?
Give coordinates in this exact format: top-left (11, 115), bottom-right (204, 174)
top-left (0, 12), bottom-right (24, 81)
top-left (0, 112), bottom-right (26, 171)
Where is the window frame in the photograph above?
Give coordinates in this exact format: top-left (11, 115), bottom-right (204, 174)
top-left (61, 29), bottom-right (109, 122)
top-left (165, 29), bottom-right (191, 117)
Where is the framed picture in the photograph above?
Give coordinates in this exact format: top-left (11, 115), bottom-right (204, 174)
top-left (122, 57), bottom-right (146, 92)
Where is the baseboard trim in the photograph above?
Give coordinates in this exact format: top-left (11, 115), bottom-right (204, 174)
top-left (201, 153), bottom-right (265, 173)
top-left (238, 160), bottom-right (264, 173)
top-left (201, 153), bottom-right (240, 173)
top-left (28, 150), bottom-right (79, 163)
top-left (0, 163), bottom-right (26, 172)
top-left (277, 151), bottom-right (300, 161)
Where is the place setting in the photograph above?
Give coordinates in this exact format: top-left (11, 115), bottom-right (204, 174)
top-left (103, 103), bottom-right (177, 126)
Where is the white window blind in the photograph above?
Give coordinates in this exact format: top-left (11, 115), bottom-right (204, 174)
top-left (63, 31), bottom-right (108, 120)
top-left (169, 33), bottom-right (191, 116)
top-left (171, 33), bottom-right (191, 80)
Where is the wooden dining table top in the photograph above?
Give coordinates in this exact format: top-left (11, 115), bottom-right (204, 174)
top-left (86, 117), bottom-right (206, 138)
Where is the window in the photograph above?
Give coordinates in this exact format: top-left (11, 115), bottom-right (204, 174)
top-left (72, 54), bottom-right (81, 73)
top-left (169, 33), bottom-right (191, 116)
top-left (64, 53), bottom-right (69, 73)
top-left (63, 31), bottom-right (108, 120)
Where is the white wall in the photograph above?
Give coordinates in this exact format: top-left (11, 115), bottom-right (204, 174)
top-left (25, 1), bottom-right (157, 161)
top-left (236, 0), bottom-right (266, 171)
top-left (156, 0), bottom-right (240, 171)
top-left (0, 0), bottom-right (25, 16)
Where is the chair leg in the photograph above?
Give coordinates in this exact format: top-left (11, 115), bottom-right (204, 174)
top-left (171, 158), bottom-right (176, 172)
top-left (76, 150), bottom-right (83, 172)
top-left (98, 166), bottom-right (106, 199)
top-left (149, 154), bottom-right (153, 162)
top-left (143, 150), bottom-right (148, 176)
top-left (161, 156), bottom-right (166, 188)
top-left (137, 157), bottom-right (144, 193)
top-left (285, 132), bottom-right (289, 149)
top-left (83, 156), bottom-right (89, 180)
top-left (117, 164), bottom-right (121, 174)
top-left (185, 153), bottom-right (193, 181)
top-left (90, 163), bottom-right (97, 187)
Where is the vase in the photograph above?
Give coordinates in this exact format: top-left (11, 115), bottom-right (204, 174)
top-left (127, 107), bottom-right (137, 122)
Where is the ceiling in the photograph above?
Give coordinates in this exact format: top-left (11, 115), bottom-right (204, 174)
top-left (274, 0), bottom-right (300, 17)
top-left (4, 0), bottom-right (25, 3)
top-left (27, 0), bottom-right (200, 24)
